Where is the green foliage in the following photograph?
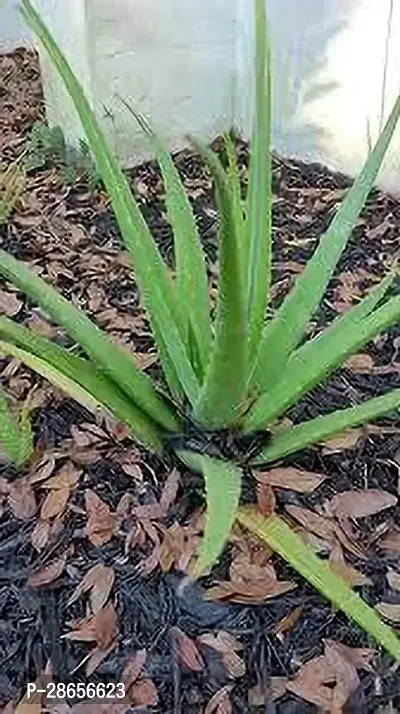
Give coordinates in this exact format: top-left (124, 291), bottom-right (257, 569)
top-left (0, 387), bottom-right (33, 467)
top-left (24, 120), bottom-right (100, 188)
top-left (1, 0), bottom-right (397, 657)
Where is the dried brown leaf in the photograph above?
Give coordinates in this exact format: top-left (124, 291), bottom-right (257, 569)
top-left (325, 640), bottom-right (360, 713)
top-left (170, 626), bottom-right (205, 672)
top-left (1, 702), bottom-right (16, 714)
top-left (67, 602), bottom-right (118, 648)
top-left (132, 503), bottom-right (164, 521)
top-left (256, 480), bottom-right (276, 517)
top-left (84, 490), bottom-right (116, 546)
top-left (379, 529), bottom-right (400, 554)
top-left (328, 489), bottom-right (397, 520)
top-left (68, 563), bottom-right (115, 613)
top-left (8, 479), bottom-right (37, 521)
top-left (387, 569), bottom-right (400, 592)
top-left (116, 492), bottom-right (134, 520)
top-left (328, 541), bottom-right (371, 587)
top-left (93, 602), bottom-right (118, 649)
top-left (257, 467), bottom-right (326, 493)
top-left (199, 632), bottom-right (245, 678)
top-left (199, 631), bottom-right (243, 653)
top-left (40, 486), bottom-right (70, 520)
top-left (65, 616), bottom-right (97, 643)
top-left (122, 650), bottom-right (147, 690)
top-left (129, 679), bottom-right (158, 708)
top-left (248, 678), bottom-right (287, 706)
top-left (345, 353), bottom-right (375, 373)
top-left (0, 290), bottom-right (22, 317)
top-left (0, 477), bottom-right (10, 495)
top-left (27, 551), bottom-right (68, 587)
top-left (323, 640), bottom-right (375, 674)
top-left (376, 602), bottom-right (400, 623)
top-left (274, 605), bottom-right (304, 636)
top-left (28, 455), bottom-right (56, 485)
top-left (322, 428), bottom-right (364, 454)
top-left (366, 216), bottom-right (393, 239)
top-left (206, 555), bottom-right (295, 604)
top-left (85, 643), bottom-right (115, 677)
top-left (70, 426), bottom-right (100, 448)
top-left (204, 582), bottom-right (237, 601)
top-left (159, 468), bottom-right (180, 514)
top-left (286, 505), bottom-right (335, 542)
top-left (221, 648), bottom-right (246, 679)
top-left (230, 557), bottom-right (296, 601)
top-left (158, 523), bottom-right (185, 573)
top-left (286, 655), bottom-right (334, 710)
top-left (333, 523), bottom-right (367, 560)
top-left (44, 462), bottom-right (82, 490)
top-left (118, 459), bottom-right (143, 481)
top-left (15, 691), bottom-right (42, 714)
top-left (205, 685), bottom-right (233, 714)
top-left (31, 519), bottom-right (51, 551)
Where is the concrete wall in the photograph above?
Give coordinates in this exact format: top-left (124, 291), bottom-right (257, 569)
top-left (1, 0), bottom-right (31, 51)
top-left (3, 0), bottom-right (400, 193)
top-left (86, 0), bottom-right (237, 162)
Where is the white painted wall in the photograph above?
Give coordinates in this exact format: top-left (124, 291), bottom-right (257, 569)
top-left (3, 0), bottom-right (400, 193)
top-left (249, 0), bottom-right (400, 194)
top-left (85, 0), bottom-right (237, 162)
top-left (0, 0), bottom-right (31, 51)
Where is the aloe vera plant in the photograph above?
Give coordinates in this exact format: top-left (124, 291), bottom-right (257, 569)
top-left (0, 0), bottom-right (399, 657)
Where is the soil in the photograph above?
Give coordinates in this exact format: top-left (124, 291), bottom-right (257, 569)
top-left (0, 49), bottom-right (400, 714)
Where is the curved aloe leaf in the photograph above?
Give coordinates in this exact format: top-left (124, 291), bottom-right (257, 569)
top-left (245, 0), bottom-right (272, 361)
top-left (0, 318), bottom-right (163, 451)
top-left (252, 386), bottom-right (400, 464)
top-left (245, 283), bottom-right (400, 432)
top-left (237, 508), bottom-right (400, 660)
top-left (19, 0), bottom-right (190, 402)
top-left (192, 141), bottom-right (248, 427)
top-left (0, 340), bottom-right (163, 452)
top-left (120, 105), bottom-right (212, 380)
top-left (178, 451), bottom-right (242, 578)
top-left (0, 387), bottom-right (33, 467)
top-left (0, 249), bottom-right (176, 431)
top-left (252, 91), bottom-right (400, 392)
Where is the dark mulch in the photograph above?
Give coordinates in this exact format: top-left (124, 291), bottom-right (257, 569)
top-left (0, 49), bottom-right (399, 713)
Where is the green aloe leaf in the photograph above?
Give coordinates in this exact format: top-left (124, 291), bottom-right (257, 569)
top-left (192, 141), bottom-right (248, 427)
top-left (252, 386), bottom-right (400, 464)
top-left (245, 0), bottom-right (272, 360)
top-left (0, 318), bottom-right (163, 451)
top-left (147, 280), bottom-right (201, 405)
top-left (0, 339), bottom-right (161, 453)
top-left (19, 0), bottom-right (190, 403)
top-left (245, 276), bottom-right (400, 431)
top-left (0, 250), bottom-right (176, 432)
top-left (252, 92), bottom-right (400, 392)
top-left (0, 387), bottom-right (33, 467)
top-left (178, 451), bottom-right (242, 578)
top-left (224, 133), bottom-right (246, 282)
top-left (237, 508), bottom-right (400, 660)
top-left (120, 105), bottom-right (212, 380)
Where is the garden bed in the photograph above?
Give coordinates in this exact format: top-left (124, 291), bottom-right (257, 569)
top-left (0, 49), bottom-right (399, 713)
